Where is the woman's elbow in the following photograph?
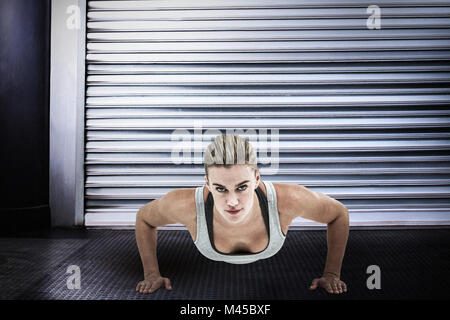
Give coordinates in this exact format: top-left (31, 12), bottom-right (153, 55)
top-left (328, 206), bottom-right (349, 226)
top-left (339, 207), bottom-right (350, 227)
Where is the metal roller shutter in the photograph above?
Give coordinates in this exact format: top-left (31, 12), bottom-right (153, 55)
top-left (84, 0), bottom-right (450, 228)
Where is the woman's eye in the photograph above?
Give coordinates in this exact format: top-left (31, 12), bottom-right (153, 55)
top-left (216, 185), bottom-right (247, 192)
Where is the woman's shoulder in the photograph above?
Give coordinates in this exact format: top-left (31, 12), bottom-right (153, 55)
top-left (258, 181), bottom-right (300, 209)
top-left (271, 181), bottom-right (308, 197)
top-left (158, 187), bottom-right (197, 225)
top-left (271, 182), bottom-right (309, 215)
top-left (162, 184), bottom-right (209, 211)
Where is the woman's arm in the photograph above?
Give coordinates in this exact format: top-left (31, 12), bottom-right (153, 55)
top-left (278, 183), bottom-right (350, 294)
top-left (135, 190), bottom-right (182, 294)
top-left (322, 208), bottom-right (349, 279)
top-left (135, 204), bottom-right (163, 280)
top-left (310, 208), bottom-right (349, 294)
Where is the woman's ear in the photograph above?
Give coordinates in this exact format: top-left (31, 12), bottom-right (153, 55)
top-left (254, 169), bottom-right (260, 189)
top-left (204, 175), bottom-right (210, 191)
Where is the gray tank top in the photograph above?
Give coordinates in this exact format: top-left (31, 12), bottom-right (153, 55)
top-left (194, 181), bottom-right (286, 264)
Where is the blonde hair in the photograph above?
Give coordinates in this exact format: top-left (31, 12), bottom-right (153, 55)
top-left (204, 134), bottom-right (258, 178)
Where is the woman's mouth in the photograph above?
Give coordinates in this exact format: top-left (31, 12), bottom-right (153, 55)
top-left (225, 209), bottom-right (241, 215)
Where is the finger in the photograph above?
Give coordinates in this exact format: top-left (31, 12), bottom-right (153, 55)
top-left (334, 283), bottom-right (340, 294)
top-left (313, 278), bottom-right (320, 288)
top-left (330, 283), bottom-right (338, 294)
top-left (309, 278), bottom-right (319, 290)
top-left (138, 282), bottom-right (147, 293)
top-left (332, 283), bottom-right (339, 294)
top-left (164, 278), bottom-right (172, 290)
top-left (144, 282), bottom-right (153, 293)
top-left (326, 283), bottom-right (334, 294)
top-left (148, 283), bottom-right (158, 293)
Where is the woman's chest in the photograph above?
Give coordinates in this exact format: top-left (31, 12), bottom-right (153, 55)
top-left (213, 221), bottom-right (269, 254)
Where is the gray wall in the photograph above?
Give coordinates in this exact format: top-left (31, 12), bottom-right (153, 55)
top-left (0, 0), bottom-right (51, 234)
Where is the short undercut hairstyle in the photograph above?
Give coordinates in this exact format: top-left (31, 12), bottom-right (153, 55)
top-left (204, 134), bottom-right (258, 179)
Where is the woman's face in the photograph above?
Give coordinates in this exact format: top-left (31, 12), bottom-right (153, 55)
top-left (205, 164), bottom-right (260, 225)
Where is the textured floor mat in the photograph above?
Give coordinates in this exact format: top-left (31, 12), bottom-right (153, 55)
top-left (0, 229), bottom-right (449, 300)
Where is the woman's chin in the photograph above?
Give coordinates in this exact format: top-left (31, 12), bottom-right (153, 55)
top-left (221, 209), bottom-right (250, 223)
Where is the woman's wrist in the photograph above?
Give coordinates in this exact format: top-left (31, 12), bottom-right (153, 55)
top-left (323, 271), bottom-right (340, 278)
top-left (144, 271), bottom-right (161, 280)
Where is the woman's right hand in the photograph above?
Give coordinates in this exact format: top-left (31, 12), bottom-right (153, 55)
top-left (136, 274), bottom-right (172, 294)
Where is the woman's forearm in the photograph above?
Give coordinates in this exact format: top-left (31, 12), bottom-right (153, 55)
top-left (322, 209), bottom-right (349, 278)
top-left (135, 210), bottom-right (161, 278)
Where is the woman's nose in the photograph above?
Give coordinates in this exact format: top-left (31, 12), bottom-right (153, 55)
top-left (226, 194), bottom-right (239, 207)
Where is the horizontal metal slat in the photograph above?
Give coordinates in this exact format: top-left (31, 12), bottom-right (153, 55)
top-left (85, 164), bottom-right (450, 176)
top-left (85, 94), bottom-right (450, 108)
top-left (87, 18), bottom-right (450, 32)
top-left (86, 73), bottom-right (450, 86)
top-left (86, 51), bottom-right (450, 63)
top-left (86, 117), bottom-right (450, 130)
top-left (88, 0), bottom-right (450, 10)
top-left (85, 108), bottom-right (450, 119)
top-left (86, 86), bottom-right (450, 97)
top-left (86, 62), bottom-right (450, 74)
top-left (85, 139), bottom-right (450, 152)
top-left (87, 40), bottom-right (450, 53)
top-left (85, 131), bottom-right (450, 141)
top-left (85, 185), bottom-right (450, 197)
top-left (85, 154), bottom-right (450, 165)
top-left (86, 29), bottom-right (450, 42)
top-left (85, 198), bottom-right (450, 209)
top-left (87, 8), bottom-right (450, 21)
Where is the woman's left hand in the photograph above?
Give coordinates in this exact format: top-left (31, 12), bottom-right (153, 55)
top-left (309, 274), bottom-right (347, 294)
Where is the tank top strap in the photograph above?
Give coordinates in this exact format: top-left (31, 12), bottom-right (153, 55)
top-left (264, 181), bottom-right (286, 239)
top-left (194, 186), bottom-right (208, 246)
